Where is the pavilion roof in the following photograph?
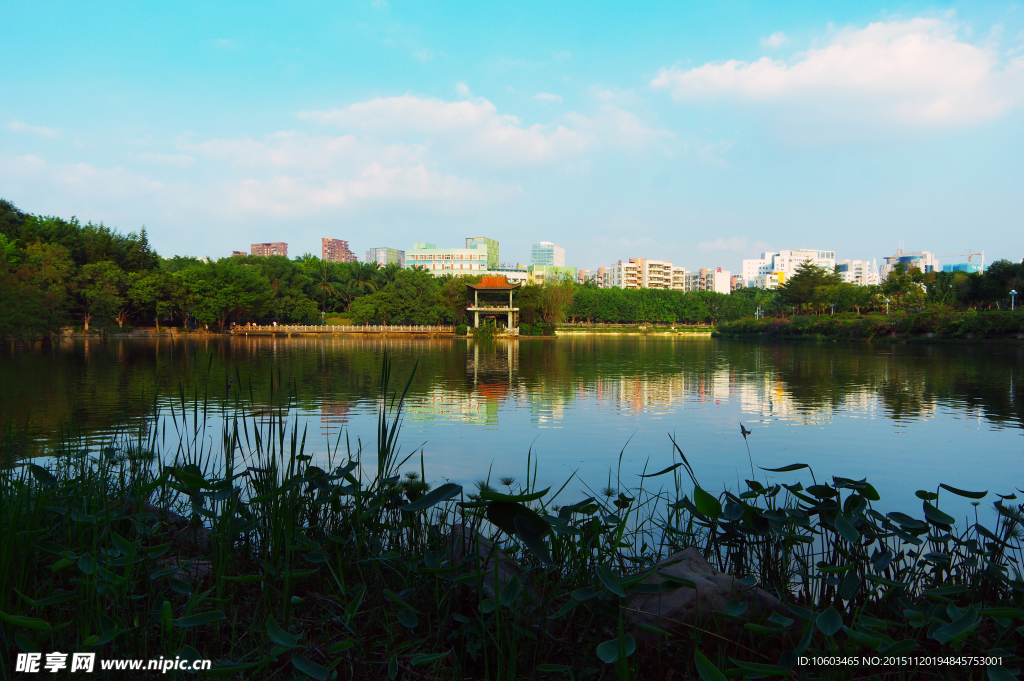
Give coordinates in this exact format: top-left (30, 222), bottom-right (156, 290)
top-left (466, 276), bottom-right (521, 291)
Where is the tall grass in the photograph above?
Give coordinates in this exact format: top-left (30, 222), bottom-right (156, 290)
top-left (1, 357), bottom-right (1022, 680)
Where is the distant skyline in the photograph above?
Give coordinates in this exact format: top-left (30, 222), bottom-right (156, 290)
top-left (2, 1), bottom-right (1022, 272)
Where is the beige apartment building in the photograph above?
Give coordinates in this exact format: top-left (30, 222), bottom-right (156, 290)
top-left (322, 238), bottom-right (357, 263)
top-left (251, 242), bottom-right (288, 257)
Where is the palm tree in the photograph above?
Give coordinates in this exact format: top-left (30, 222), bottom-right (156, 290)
top-left (313, 259), bottom-right (343, 312)
top-left (378, 262), bottom-right (402, 286)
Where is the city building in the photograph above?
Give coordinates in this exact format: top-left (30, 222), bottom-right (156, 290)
top-left (579, 267), bottom-right (607, 287)
top-left (836, 259), bottom-right (879, 286)
top-left (405, 241), bottom-right (492, 277)
top-left (605, 260), bottom-right (640, 289)
top-left (531, 242), bottom-right (566, 267)
top-left (231, 251), bottom-right (247, 257)
top-left (880, 248), bottom-right (940, 280)
top-left (742, 249), bottom-right (836, 288)
top-left (365, 247), bottom-right (406, 268)
top-left (731, 275), bottom-right (745, 291)
top-left (321, 238), bottom-right (356, 263)
top-left (707, 268), bottom-right (732, 294)
top-left (943, 262), bottom-right (984, 274)
top-left (671, 266), bottom-right (688, 291)
top-left (527, 265), bottom-right (577, 285)
top-left (465, 237), bottom-right (500, 270)
top-left (251, 242), bottom-right (288, 257)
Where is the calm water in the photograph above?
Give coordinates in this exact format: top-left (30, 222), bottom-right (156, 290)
top-left (2, 336), bottom-right (1022, 513)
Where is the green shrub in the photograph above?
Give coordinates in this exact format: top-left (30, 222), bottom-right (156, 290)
top-left (455, 323), bottom-right (468, 335)
top-left (519, 323), bottom-right (532, 336)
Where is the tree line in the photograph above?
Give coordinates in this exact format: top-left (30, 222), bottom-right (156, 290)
top-left (3, 199), bottom-right (1020, 338)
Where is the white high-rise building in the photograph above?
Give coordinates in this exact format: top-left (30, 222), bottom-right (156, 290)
top-left (836, 259), bottom-right (879, 286)
top-left (531, 242), bottom-right (566, 267)
top-left (880, 248), bottom-right (939, 280)
top-left (742, 249), bottom-right (836, 288)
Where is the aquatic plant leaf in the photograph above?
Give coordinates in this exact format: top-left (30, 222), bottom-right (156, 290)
top-left (171, 611), bottom-right (225, 627)
top-left (27, 463), bottom-right (58, 487)
top-left (922, 501), bottom-right (955, 526)
top-left (760, 463), bottom-right (810, 473)
top-left (693, 486), bottom-right (722, 519)
top-left (843, 626), bottom-right (882, 650)
top-left (595, 635), bottom-right (635, 664)
top-left (401, 483), bottom-right (463, 512)
top-left (15, 632), bottom-right (39, 653)
top-left (839, 572), bottom-right (862, 601)
top-left (979, 608), bottom-right (1024, 619)
top-left (328, 641), bottom-right (354, 654)
top-left (815, 606), bottom-right (843, 636)
top-left (724, 600), bottom-right (748, 617)
top-left (537, 664), bottom-right (572, 672)
top-left (487, 501), bottom-right (551, 537)
top-left (397, 610), bottom-right (418, 629)
top-left (834, 516), bottom-right (860, 543)
top-left (768, 612), bottom-right (794, 628)
top-left (639, 463), bottom-right (683, 478)
top-left (514, 514), bottom-right (555, 566)
top-left (932, 606), bottom-right (979, 644)
top-left (596, 565), bottom-right (627, 598)
top-left (169, 578), bottom-right (192, 595)
top-left (915, 490), bottom-right (939, 501)
top-left (806, 485), bottom-right (839, 499)
top-left (0, 610), bottom-right (51, 631)
top-left (499, 574), bottom-right (521, 607)
top-left (694, 649), bottom-right (728, 681)
top-left (411, 651), bottom-right (451, 665)
top-left (266, 615), bottom-right (297, 649)
top-left (886, 512), bottom-right (927, 530)
top-left (728, 658), bottom-right (789, 676)
top-left (479, 599), bottom-right (496, 614)
top-left (111, 532), bottom-right (135, 558)
top-left (387, 653), bottom-right (398, 680)
top-left (291, 653), bottom-right (330, 681)
top-left (939, 484), bottom-right (987, 499)
top-left (987, 665), bottom-right (1018, 681)
top-left (481, 487), bottom-right (550, 503)
top-left (383, 589), bottom-right (419, 613)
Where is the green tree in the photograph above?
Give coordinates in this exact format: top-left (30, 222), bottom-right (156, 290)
top-left (349, 269), bottom-right (441, 325)
top-left (777, 259), bottom-right (841, 313)
top-left (75, 261), bottom-right (127, 332)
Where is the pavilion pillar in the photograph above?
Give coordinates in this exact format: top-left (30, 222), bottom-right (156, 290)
top-left (474, 311), bottom-right (479, 327)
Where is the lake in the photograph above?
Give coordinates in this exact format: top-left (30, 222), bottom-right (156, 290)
top-left (2, 335), bottom-right (1021, 514)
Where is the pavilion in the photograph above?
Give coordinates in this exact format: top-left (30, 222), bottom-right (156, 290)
top-left (466, 276), bottom-right (520, 329)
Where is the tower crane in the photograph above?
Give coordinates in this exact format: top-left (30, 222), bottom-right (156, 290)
top-left (936, 249), bottom-right (985, 272)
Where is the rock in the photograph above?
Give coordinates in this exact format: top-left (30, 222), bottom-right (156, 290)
top-left (445, 523), bottom-right (521, 601)
top-left (625, 547), bottom-right (782, 638)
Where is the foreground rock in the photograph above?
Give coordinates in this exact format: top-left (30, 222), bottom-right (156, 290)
top-left (625, 547), bottom-right (782, 637)
top-left (446, 524), bottom-right (522, 601)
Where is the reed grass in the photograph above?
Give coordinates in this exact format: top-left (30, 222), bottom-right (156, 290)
top-left (1, 356), bottom-right (1022, 680)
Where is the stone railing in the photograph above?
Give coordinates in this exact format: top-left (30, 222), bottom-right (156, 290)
top-left (232, 325), bottom-right (455, 334)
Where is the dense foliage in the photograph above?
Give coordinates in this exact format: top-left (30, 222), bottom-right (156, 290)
top-left (4, 199), bottom-right (1022, 340)
top-left (1, 360), bottom-right (1021, 679)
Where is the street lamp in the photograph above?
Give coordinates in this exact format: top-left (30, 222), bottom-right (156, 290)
top-left (830, 302), bottom-right (834, 316)
top-left (885, 298), bottom-right (890, 315)
top-left (321, 310), bottom-right (326, 326)
top-left (1012, 290), bottom-right (1018, 311)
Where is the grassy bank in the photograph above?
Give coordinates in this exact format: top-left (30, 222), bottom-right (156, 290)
top-left (1, 359), bottom-right (1023, 679)
top-left (715, 310), bottom-right (1024, 342)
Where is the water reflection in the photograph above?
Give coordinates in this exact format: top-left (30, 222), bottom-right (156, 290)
top-left (2, 336), bottom-right (1021, 455)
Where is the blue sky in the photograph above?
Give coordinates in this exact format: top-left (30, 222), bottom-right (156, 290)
top-left (2, 1), bottom-right (1022, 272)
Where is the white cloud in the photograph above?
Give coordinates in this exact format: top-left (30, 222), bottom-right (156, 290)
top-left (371, 0), bottom-right (389, 8)
top-left (698, 236), bottom-right (749, 251)
top-left (138, 152), bottom-right (195, 166)
top-left (553, 50), bottom-right (572, 60)
top-left (300, 95), bottom-right (589, 165)
top-left (534, 92), bottom-right (563, 103)
top-left (413, 48), bottom-right (434, 62)
top-left (652, 18), bottom-right (1024, 126)
top-left (455, 82), bottom-right (470, 97)
top-left (8, 120), bottom-right (59, 138)
top-left (760, 32), bottom-right (788, 48)
top-left (567, 105), bottom-right (676, 151)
